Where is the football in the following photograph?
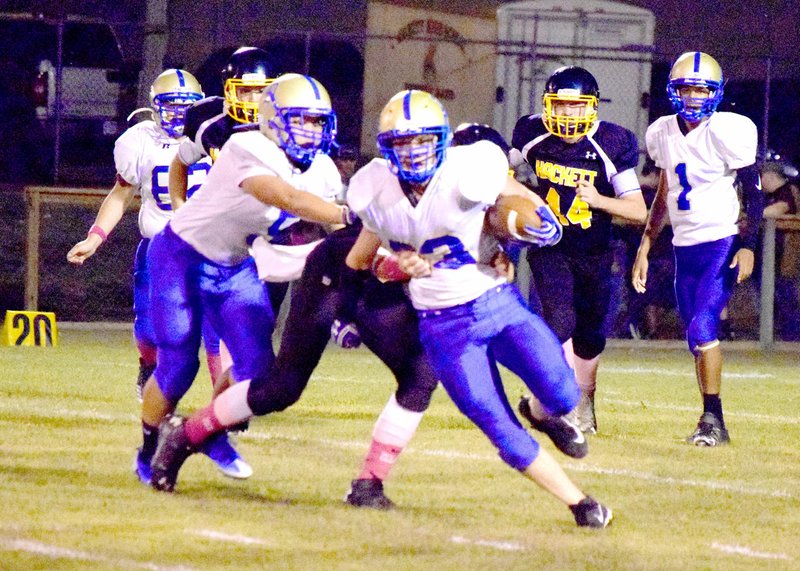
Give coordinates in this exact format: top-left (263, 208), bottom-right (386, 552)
top-left (485, 194), bottom-right (542, 241)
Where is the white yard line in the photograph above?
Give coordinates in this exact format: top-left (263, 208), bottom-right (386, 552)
top-left (711, 541), bottom-right (793, 561)
top-left (0, 537), bottom-right (195, 570)
top-left (0, 403), bottom-right (793, 500)
top-left (602, 366), bottom-right (774, 379)
top-left (450, 535), bottom-right (527, 551)
top-left (189, 529), bottom-right (271, 546)
top-left (242, 432), bottom-right (794, 500)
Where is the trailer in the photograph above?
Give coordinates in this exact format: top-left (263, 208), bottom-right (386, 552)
top-left (494, 0), bottom-right (655, 152)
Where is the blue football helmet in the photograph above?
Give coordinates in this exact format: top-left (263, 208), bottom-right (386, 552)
top-left (377, 90), bottom-right (451, 184)
top-left (149, 69), bottom-right (204, 137)
top-left (221, 46), bottom-right (275, 124)
top-left (667, 52), bottom-right (724, 122)
top-left (452, 122), bottom-right (510, 154)
top-left (258, 73), bottom-right (337, 167)
top-left (542, 66), bottom-right (599, 139)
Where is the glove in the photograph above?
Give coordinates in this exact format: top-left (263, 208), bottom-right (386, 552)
top-left (521, 205), bottom-right (562, 247)
top-left (330, 319), bottom-right (362, 349)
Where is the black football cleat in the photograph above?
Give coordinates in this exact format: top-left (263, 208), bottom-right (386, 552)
top-left (686, 412), bottom-right (730, 446)
top-left (518, 396), bottom-right (588, 459)
top-left (570, 496), bottom-right (613, 528)
top-left (150, 415), bottom-right (195, 492)
top-left (344, 479), bottom-right (395, 510)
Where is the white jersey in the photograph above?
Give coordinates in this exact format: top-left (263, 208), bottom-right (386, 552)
top-left (348, 140), bottom-right (509, 310)
top-left (170, 130), bottom-right (336, 266)
top-left (646, 112), bottom-right (757, 247)
top-left (114, 121), bottom-right (211, 239)
top-left (250, 152), bottom-right (342, 282)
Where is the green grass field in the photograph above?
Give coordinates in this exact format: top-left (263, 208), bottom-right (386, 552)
top-left (1, 327), bottom-right (798, 570)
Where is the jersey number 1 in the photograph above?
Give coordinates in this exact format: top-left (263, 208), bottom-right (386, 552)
top-left (675, 163), bottom-right (692, 211)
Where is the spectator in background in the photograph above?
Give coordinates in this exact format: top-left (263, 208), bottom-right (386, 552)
top-left (332, 143), bottom-right (359, 203)
top-left (755, 158), bottom-right (799, 339)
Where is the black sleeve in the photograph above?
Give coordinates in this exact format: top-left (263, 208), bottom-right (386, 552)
top-left (737, 163), bottom-right (764, 251)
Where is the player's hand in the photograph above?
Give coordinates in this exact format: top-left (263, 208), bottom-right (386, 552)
top-left (521, 205), bottom-right (562, 247)
top-left (730, 248), bottom-right (755, 283)
top-left (396, 250), bottom-right (433, 278)
top-left (490, 250), bottom-right (515, 282)
top-left (631, 252), bottom-right (649, 293)
top-left (576, 179), bottom-right (601, 207)
top-left (66, 235), bottom-right (103, 265)
top-left (330, 319), bottom-right (362, 349)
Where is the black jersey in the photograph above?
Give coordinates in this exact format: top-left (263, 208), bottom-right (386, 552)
top-left (512, 115), bottom-right (638, 256)
top-left (184, 96), bottom-right (258, 161)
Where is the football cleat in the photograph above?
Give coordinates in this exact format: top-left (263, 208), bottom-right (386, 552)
top-left (344, 479), bottom-right (395, 510)
top-left (150, 415), bottom-right (195, 492)
top-left (136, 359), bottom-right (156, 403)
top-left (564, 391), bottom-right (597, 435)
top-left (518, 396), bottom-right (588, 459)
top-left (686, 412), bottom-right (730, 446)
top-left (200, 432), bottom-right (253, 480)
top-left (132, 447), bottom-right (152, 486)
top-left (570, 496), bottom-right (613, 528)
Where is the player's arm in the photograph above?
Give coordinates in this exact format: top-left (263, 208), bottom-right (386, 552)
top-left (242, 174), bottom-right (351, 226)
top-left (168, 153), bottom-right (190, 211)
top-left (67, 176), bottom-right (135, 265)
top-left (730, 163), bottom-right (764, 282)
top-left (576, 168), bottom-right (647, 223)
top-left (631, 169), bottom-right (669, 292)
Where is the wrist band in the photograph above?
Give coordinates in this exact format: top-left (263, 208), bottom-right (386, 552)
top-left (88, 225), bottom-right (108, 242)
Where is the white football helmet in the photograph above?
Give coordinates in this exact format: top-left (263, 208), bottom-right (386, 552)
top-left (667, 52), bottom-right (724, 122)
top-left (258, 73), bottom-right (337, 167)
top-left (149, 69), bottom-right (204, 137)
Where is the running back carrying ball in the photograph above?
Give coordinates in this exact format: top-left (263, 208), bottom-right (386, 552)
top-left (486, 193), bottom-right (543, 241)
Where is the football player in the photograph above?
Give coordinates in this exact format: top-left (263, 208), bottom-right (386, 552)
top-left (339, 90), bottom-right (611, 528)
top-left (511, 66), bottom-right (647, 435)
top-left (65, 69), bottom-right (246, 482)
top-left (136, 73), bottom-right (349, 488)
top-left (632, 52), bottom-right (763, 446)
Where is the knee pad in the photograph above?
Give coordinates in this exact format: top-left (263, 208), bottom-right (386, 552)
top-left (687, 313), bottom-right (718, 354)
top-left (573, 332), bottom-right (606, 361)
top-left (154, 347), bottom-right (200, 404)
top-left (394, 360), bottom-right (438, 413)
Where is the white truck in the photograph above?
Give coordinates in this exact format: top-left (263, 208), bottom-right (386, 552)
top-left (494, 0), bottom-right (655, 152)
top-left (0, 12), bottom-right (138, 181)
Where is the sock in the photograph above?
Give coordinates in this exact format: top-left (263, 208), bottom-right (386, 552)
top-left (206, 352), bottom-right (223, 387)
top-left (357, 394), bottom-right (423, 481)
top-left (141, 421), bottom-right (159, 458)
top-left (703, 394), bottom-right (724, 425)
top-left (358, 441), bottom-right (402, 481)
top-left (136, 341), bottom-right (157, 367)
top-left (185, 380), bottom-right (254, 445)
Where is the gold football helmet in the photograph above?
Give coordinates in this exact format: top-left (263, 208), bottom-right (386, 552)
top-left (259, 73), bottom-right (337, 166)
top-left (376, 90), bottom-right (451, 184)
top-left (541, 66), bottom-right (599, 139)
top-left (148, 69), bottom-right (204, 137)
top-left (667, 52), bottom-right (724, 122)
top-left (221, 46), bottom-right (275, 123)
